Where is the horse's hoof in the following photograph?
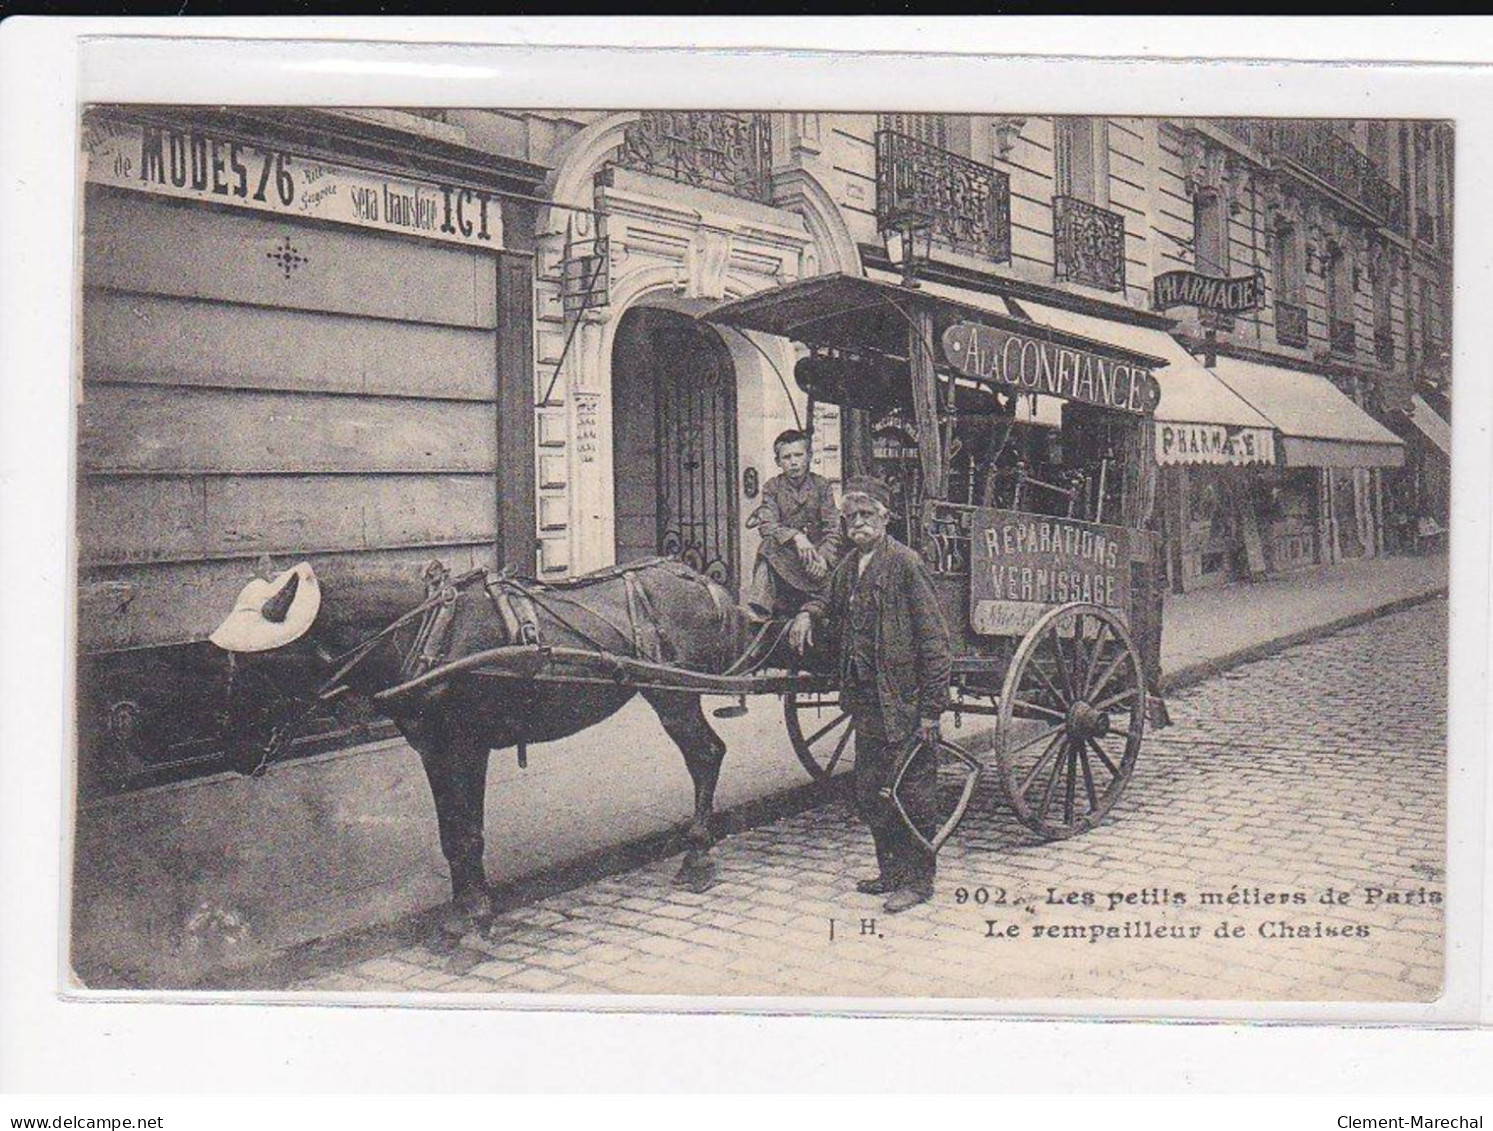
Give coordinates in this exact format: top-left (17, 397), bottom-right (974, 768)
top-left (437, 906), bottom-right (480, 939)
top-left (438, 890), bottom-right (494, 938)
top-left (673, 858), bottom-right (717, 893)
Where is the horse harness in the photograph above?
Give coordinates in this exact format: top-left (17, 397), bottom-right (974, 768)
top-left (248, 557), bottom-right (745, 778)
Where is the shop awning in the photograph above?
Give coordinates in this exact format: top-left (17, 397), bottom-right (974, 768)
top-left (1010, 297), bottom-right (1278, 466)
top-left (1208, 356), bottom-right (1405, 469)
top-left (702, 272), bottom-right (1167, 371)
top-left (1407, 394), bottom-right (1452, 458)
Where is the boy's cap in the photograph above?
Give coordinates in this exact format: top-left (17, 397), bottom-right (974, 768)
top-left (840, 477), bottom-right (892, 510)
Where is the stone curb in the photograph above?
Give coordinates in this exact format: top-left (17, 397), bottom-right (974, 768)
top-left (198, 773), bottom-right (854, 992)
top-left (197, 587), bottom-right (1447, 992)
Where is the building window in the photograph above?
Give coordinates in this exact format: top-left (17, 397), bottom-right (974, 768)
top-left (877, 113), bottom-right (971, 156)
top-left (1054, 116), bottom-right (1109, 206)
top-left (1326, 244), bottom-right (1356, 357)
top-left (1414, 122), bottom-right (1434, 242)
top-left (1192, 189), bottom-right (1230, 278)
top-left (1433, 125), bottom-right (1452, 246)
top-left (1418, 275), bottom-right (1436, 355)
top-left (1372, 246), bottom-right (1395, 367)
top-left (1272, 221), bottom-right (1308, 349)
top-left (1366, 120), bottom-right (1389, 175)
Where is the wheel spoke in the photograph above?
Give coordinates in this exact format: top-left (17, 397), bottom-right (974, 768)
top-left (1005, 721), bottom-right (1064, 759)
top-left (1023, 658), bottom-right (1068, 712)
top-left (1037, 737), bottom-right (1068, 819)
top-left (1017, 732), bottom-right (1067, 797)
top-left (1011, 698), bottom-right (1066, 722)
top-left (1087, 736), bottom-right (1120, 778)
top-left (1070, 613), bottom-right (1088, 689)
top-left (1093, 688), bottom-right (1137, 713)
top-left (1072, 614), bottom-right (1096, 692)
top-left (1050, 629), bottom-right (1078, 701)
top-left (804, 712), bottom-right (851, 748)
top-left (1083, 621), bottom-right (1111, 694)
top-left (825, 723), bottom-right (854, 776)
top-left (1079, 741), bottom-right (1099, 811)
top-left (1088, 649), bottom-right (1130, 703)
top-left (1062, 742), bottom-right (1078, 825)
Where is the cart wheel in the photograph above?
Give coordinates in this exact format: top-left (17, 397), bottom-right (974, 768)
top-left (784, 688), bottom-right (855, 781)
top-left (996, 603), bottom-right (1145, 840)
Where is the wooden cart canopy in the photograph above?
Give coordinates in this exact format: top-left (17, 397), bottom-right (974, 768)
top-left (703, 274), bottom-right (1170, 368)
top-left (702, 273), bottom-right (1168, 416)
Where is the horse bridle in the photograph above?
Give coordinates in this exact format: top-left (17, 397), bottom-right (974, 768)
top-left (236, 562), bottom-right (486, 777)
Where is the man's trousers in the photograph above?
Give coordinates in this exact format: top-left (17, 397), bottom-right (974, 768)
top-left (845, 679), bottom-right (937, 892)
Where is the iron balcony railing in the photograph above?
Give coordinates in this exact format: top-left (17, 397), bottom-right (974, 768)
top-left (1053, 194), bottom-right (1127, 293)
top-left (614, 111), bottom-right (775, 204)
top-left (1208, 119), bottom-right (1407, 235)
top-left (1210, 117), bottom-right (1273, 154)
top-left (874, 129), bottom-right (1012, 263)
top-left (1329, 316), bottom-right (1357, 358)
top-left (1275, 300), bottom-right (1309, 349)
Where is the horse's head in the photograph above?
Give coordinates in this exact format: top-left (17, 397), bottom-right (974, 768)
top-left (209, 561), bottom-right (323, 655)
top-left (207, 556), bottom-right (443, 773)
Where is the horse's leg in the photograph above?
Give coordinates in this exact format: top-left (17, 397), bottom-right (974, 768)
top-left (405, 713), bottom-right (494, 933)
top-left (643, 690), bottom-right (725, 892)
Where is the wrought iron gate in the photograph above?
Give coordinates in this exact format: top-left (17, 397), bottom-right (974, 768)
top-left (653, 322), bottom-right (740, 592)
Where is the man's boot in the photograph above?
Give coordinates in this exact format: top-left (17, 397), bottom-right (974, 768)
top-left (882, 886), bottom-right (932, 914)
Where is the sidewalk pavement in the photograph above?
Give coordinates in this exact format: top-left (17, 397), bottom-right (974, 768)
top-left (70, 552), bottom-right (1448, 990)
top-left (1160, 552), bottom-right (1450, 688)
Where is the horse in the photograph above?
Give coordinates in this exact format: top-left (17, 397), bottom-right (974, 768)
top-left (210, 554), bottom-right (757, 933)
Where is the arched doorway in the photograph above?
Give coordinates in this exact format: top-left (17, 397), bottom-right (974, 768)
top-left (612, 306), bottom-right (741, 592)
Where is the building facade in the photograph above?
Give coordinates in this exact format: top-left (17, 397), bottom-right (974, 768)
top-left (514, 111), bottom-right (1449, 599)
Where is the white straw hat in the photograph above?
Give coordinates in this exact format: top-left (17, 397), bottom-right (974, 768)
top-left (209, 562), bottom-right (321, 653)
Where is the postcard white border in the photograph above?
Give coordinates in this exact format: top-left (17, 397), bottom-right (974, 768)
top-left (3, 17), bottom-right (1491, 1092)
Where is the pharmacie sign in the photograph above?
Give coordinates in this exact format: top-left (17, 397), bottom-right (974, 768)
top-left (941, 322), bottom-right (1162, 416)
top-left (969, 507), bottom-right (1135, 637)
top-left (82, 115), bottom-right (504, 251)
top-left (1152, 270), bottom-right (1264, 314)
top-left (1156, 422), bottom-right (1277, 467)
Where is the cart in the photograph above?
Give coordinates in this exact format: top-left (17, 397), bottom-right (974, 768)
top-left (374, 272), bottom-right (1170, 851)
top-left (709, 272), bottom-right (1169, 846)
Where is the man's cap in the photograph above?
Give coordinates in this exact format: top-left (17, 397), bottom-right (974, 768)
top-left (839, 476), bottom-right (892, 510)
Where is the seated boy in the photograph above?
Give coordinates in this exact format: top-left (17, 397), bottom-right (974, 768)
top-left (746, 429), bottom-right (846, 622)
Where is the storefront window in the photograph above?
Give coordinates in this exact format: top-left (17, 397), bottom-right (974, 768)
top-left (1333, 470), bottom-right (1368, 559)
top-left (1259, 468), bottom-right (1321, 571)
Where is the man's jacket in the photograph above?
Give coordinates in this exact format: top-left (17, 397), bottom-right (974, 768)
top-left (802, 536), bottom-right (953, 743)
top-left (753, 472), bottom-right (845, 557)
top-left (751, 471), bottom-right (846, 593)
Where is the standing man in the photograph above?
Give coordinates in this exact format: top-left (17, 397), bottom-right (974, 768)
top-left (789, 477), bottom-right (952, 913)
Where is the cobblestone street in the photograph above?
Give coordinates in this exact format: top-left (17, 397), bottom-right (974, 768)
top-left (291, 600), bottom-right (1447, 1001)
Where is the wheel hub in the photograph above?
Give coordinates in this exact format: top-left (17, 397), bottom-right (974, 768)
top-left (1066, 700), bottom-right (1111, 740)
